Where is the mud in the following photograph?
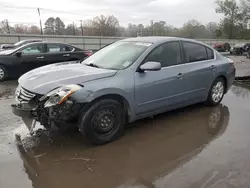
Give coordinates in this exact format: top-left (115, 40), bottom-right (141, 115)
top-left (0, 75), bottom-right (250, 188)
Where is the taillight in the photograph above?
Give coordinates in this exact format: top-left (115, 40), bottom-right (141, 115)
top-left (226, 58), bottom-right (235, 72)
top-left (84, 50), bottom-right (93, 56)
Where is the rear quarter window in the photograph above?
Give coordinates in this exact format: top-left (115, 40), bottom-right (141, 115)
top-left (206, 48), bottom-right (214, 60)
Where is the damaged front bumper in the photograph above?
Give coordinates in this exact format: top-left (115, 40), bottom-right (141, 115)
top-left (12, 85), bottom-right (87, 132)
top-left (11, 104), bottom-right (37, 132)
top-left (12, 100), bottom-right (81, 133)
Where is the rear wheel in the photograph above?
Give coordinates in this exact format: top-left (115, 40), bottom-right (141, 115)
top-left (78, 99), bottom-right (126, 145)
top-left (0, 65), bottom-right (7, 81)
top-left (206, 77), bottom-right (225, 106)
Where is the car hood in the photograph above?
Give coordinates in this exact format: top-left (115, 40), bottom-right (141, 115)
top-left (0, 44), bottom-right (14, 49)
top-left (0, 49), bottom-right (16, 55)
top-left (233, 44), bottom-right (244, 48)
top-left (19, 61), bottom-right (118, 94)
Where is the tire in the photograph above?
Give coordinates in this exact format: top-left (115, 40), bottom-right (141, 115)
top-left (78, 99), bottom-right (126, 145)
top-left (0, 65), bottom-right (7, 81)
top-left (240, 49), bottom-right (244, 55)
top-left (247, 53), bottom-right (250, 59)
top-left (224, 43), bottom-right (231, 52)
top-left (206, 77), bottom-right (225, 106)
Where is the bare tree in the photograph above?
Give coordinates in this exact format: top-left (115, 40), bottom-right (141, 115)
top-left (92, 15), bottom-right (119, 36)
top-left (0, 20), bottom-right (11, 34)
top-left (55, 17), bottom-right (65, 35)
top-left (14, 24), bottom-right (29, 34)
top-left (29, 25), bottom-right (40, 34)
top-left (206, 22), bottom-right (219, 38)
top-left (215, 0), bottom-right (244, 38)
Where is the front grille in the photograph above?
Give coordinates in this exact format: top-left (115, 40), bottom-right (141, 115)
top-left (15, 86), bottom-right (36, 103)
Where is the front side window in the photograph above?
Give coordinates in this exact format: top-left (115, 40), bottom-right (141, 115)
top-left (183, 42), bottom-right (207, 63)
top-left (144, 42), bottom-right (181, 67)
top-left (82, 41), bottom-right (150, 70)
top-left (21, 44), bottom-right (44, 54)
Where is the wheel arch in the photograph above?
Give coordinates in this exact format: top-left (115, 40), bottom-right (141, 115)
top-left (73, 88), bottom-right (134, 123)
top-left (217, 75), bottom-right (228, 93)
top-left (90, 94), bottom-right (132, 123)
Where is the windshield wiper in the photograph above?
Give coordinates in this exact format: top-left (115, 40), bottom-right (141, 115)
top-left (86, 63), bottom-right (100, 68)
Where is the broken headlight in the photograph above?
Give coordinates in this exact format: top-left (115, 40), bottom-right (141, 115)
top-left (40, 84), bottom-right (82, 108)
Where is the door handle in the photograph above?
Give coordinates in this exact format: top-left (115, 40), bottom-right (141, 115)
top-left (176, 73), bottom-right (184, 79)
top-left (63, 54), bottom-right (70, 57)
top-left (210, 65), bottom-right (216, 71)
top-left (36, 56), bottom-right (44, 59)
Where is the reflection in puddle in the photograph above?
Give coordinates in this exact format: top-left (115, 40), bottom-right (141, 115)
top-left (16, 104), bottom-right (230, 188)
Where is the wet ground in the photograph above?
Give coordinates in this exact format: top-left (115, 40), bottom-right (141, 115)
top-left (1, 58), bottom-right (250, 188)
top-left (228, 55), bottom-right (250, 77)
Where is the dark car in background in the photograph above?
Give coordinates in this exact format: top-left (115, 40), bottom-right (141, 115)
top-left (230, 43), bottom-right (250, 55)
top-left (0, 39), bottom-right (43, 50)
top-left (0, 42), bottom-right (90, 81)
top-left (213, 42), bottom-right (231, 52)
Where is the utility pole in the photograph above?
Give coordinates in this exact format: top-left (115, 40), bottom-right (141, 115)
top-left (151, 20), bottom-right (154, 36)
top-left (5, 19), bottom-right (10, 34)
top-left (80, 20), bottom-right (84, 36)
top-left (72, 22), bottom-right (76, 35)
top-left (37, 8), bottom-right (43, 35)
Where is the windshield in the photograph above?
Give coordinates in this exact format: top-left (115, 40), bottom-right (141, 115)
top-left (82, 41), bottom-right (151, 70)
top-left (0, 49), bottom-right (16, 55)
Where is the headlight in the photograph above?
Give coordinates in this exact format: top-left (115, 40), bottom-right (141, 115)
top-left (40, 84), bottom-right (82, 108)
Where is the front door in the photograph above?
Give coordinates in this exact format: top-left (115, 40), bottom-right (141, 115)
top-left (19, 43), bottom-right (46, 75)
top-left (135, 41), bottom-right (185, 115)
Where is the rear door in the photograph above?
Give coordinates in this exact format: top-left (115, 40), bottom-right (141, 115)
top-left (45, 44), bottom-right (78, 65)
top-left (18, 43), bottom-right (46, 75)
top-left (178, 41), bottom-right (216, 102)
top-left (45, 44), bottom-right (65, 65)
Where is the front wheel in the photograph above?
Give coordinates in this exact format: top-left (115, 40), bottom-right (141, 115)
top-left (0, 65), bottom-right (7, 81)
top-left (78, 99), bottom-right (126, 145)
top-left (206, 78), bottom-right (225, 106)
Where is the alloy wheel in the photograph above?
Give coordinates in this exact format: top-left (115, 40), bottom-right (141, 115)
top-left (211, 81), bottom-right (224, 103)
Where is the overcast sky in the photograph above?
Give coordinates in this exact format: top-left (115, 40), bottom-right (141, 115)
top-left (0, 0), bottom-right (223, 27)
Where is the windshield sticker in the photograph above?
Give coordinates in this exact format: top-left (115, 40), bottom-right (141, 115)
top-left (135, 42), bottom-right (152, 47)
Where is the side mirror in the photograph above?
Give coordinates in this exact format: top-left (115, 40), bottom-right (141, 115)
top-left (15, 51), bottom-right (23, 57)
top-left (139, 61), bottom-right (161, 72)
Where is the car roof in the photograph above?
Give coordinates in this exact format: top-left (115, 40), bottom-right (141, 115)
top-left (121, 36), bottom-right (211, 47)
top-left (21, 41), bottom-right (77, 46)
top-left (23, 39), bottom-right (42, 41)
